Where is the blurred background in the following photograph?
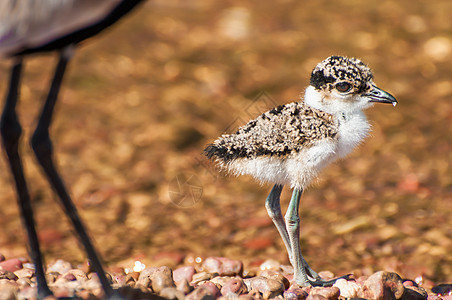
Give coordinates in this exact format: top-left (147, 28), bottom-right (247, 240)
top-left (0, 0), bottom-right (451, 283)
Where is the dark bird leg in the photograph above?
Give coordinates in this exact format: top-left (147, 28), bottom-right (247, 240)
top-left (1, 59), bottom-right (54, 299)
top-left (285, 188), bottom-right (350, 287)
top-left (30, 45), bottom-right (117, 299)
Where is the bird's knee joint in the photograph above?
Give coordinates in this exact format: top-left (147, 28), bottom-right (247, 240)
top-left (31, 131), bottom-right (53, 158)
top-left (285, 215), bottom-right (300, 229)
top-left (0, 117), bottom-right (22, 149)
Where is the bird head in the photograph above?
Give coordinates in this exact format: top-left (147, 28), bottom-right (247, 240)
top-left (304, 56), bottom-right (397, 115)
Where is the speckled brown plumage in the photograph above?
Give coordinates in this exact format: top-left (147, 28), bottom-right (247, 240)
top-left (204, 101), bottom-right (338, 162)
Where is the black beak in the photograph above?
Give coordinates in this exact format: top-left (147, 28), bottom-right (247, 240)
top-left (365, 84), bottom-right (398, 107)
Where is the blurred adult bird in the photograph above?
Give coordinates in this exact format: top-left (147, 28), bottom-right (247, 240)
top-left (0, 1), bottom-right (143, 298)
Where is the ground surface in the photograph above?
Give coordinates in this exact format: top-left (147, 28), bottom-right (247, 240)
top-left (0, 0), bottom-right (451, 286)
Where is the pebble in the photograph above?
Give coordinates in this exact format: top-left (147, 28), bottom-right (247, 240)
top-left (401, 285), bottom-right (427, 300)
top-left (361, 271), bottom-right (405, 300)
top-left (173, 266), bottom-right (196, 284)
top-left (13, 267), bottom-right (34, 279)
top-left (191, 271), bottom-right (217, 285)
top-left (176, 279), bottom-right (194, 294)
top-left (0, 259), bottom-right (23, 272)
top-left (63, 269), bottom-right (88, 282)
top-left (244, 276), bottom-right (285, 298)
top-left (0, 281), bottom-right (18, 300)
top-left (283, 285), bottom-right (309, 300)
top-left (432, 284), bottom-right (452, 295)
top-left (333, 278), bottom-right (362, 298)
top-left (16, 277), bottom-right (32, 287)
top-left (203, 257), bottom-right (243, 276)
top-left (220, 277), bottom-right (247, 296)
top-left (186, 283), bottom-right (219, 300)
top-left (136, 267), bottom-right (157, 289)
top-left (210, 276), bottom-right (234, 288)
top-left (306, 294), bottom-right (328, 300)
top-left (259, 269), bottom-right (290, 290)
top-left (160, 286), bottom-right (185, 300)
top-left (309, 286), bottom-right (340, 300)
top-left (151, 266), bottom-right (176, 294)
top-left (47, 259), bottom-right (72, 275)
top-left (259, 260), bottom-right (281, 272)
top-left (0, 270), bottom-right (17, 281)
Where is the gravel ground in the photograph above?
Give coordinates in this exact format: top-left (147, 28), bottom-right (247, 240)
top-left (0, 255), bottom-right (450, 300)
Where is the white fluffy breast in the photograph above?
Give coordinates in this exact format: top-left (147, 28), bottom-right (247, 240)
top-left (336, 111), bottom-right (370, 158)
top-left (223, 138), bottom-right (338, 189)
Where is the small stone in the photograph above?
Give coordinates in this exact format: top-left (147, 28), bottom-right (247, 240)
top-left (13, 267), bottom-right (34, 279)
top-left (124, 274), bottom-right (136, 287)
top-left (16, 277), bottom-right (31, 287)
top-left (191, 272), bottom-right (217, 285)
top-left (173, 266), bottom-right (196, 284)
top-left (0, 254), bottom-right (5, 262)
top-left (244, 276), bottom-right (285, 298)
top-left (176, 279), bottom-right (194, 294)
top-left (248, 289), bottom-right (264, 299)
top-left (280, 265), bottom-right (294, 276)
top-left (221, 278), bottom-right (247, 296)
top-left (0, 281), bottom-right (18, 300)
top-left (200, 281), bottom-right (221, 298)
top-left (0, 259), bottom-right (23, 272)
top-left (260, 269), bottom-right (290, 290)
top-left (64, 269), bottom-right (88, 282)
top-left (17, 286), bottom-right (37, 299)
top-left (400, 286), bottom-right (427, 300)
top-left (160, 286), bottom-right (185, 300)
top-left (361, 271), bottom-right (405, 300)
top-left (432, 284), bottom-right (452, 295)
top-left (259, 260), bottom-right (281, 272)
top-left (333, 278), bottom-right (362, 298)
top-left (306, 295), bottom-right (328, 300)
top-left (203, 257), bottom-right (243, 276)
top-left (309, 286), bottom-right (340, 300)
top-left (150, 266), bottom-right (176, 294)
top-left (136, 267), bottom-right (157, 289)
top-left (47, 259), bottom-right (72, 275)
top-left (211, 276), bottom-right (233, 288)
top-left (45, 272), bottom-right (60, 284)
top-left (62, 273), bottom-right (77, 281)
top-left (0, 270), bottom-right (17, 281)
top-left (186, 284), bottom-right (217, 300)
top-left (284, 285), bottom-right (308, 300)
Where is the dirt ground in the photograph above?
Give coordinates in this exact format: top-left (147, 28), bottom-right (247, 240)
top-left (0, 0), bottom-right (451, 284)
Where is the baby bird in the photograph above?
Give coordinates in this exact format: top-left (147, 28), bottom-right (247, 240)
top-left (205, 56), bottom-right (397, 287)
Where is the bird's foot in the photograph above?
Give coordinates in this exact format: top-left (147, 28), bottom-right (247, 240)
top-left (307, 274), bottom-right (353, 287)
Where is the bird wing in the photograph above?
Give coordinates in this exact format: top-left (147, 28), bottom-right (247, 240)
top-left (0, 0), bottom-right (122, 57)
top-left (205, 101), bottom-right (338, 163)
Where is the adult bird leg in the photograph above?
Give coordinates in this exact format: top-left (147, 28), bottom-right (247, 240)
top-left (29, 45), bottom-right (117, 299)
top-left (1, 59), bottom-right (54, 299)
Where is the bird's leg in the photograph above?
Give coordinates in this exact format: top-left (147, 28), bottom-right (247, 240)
top-left (30, 46), bottom-right (117, 299)
top-left (1, 60), bottom-right (54, 299)
top-left (285, 188), bottom-right (349, 287)
top-left (285, 188), bottom-right (312, 286)
top-left (265, 184), bottom-right (293, 262)
top-left (265, 185), bottom-right (321, 281)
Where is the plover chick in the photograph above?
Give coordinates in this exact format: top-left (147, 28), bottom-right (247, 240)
top-left (204, 56), bottom-right (397, 287)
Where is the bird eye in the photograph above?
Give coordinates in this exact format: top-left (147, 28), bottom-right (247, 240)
top-left (335, 82), bottom-right (352, 93)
